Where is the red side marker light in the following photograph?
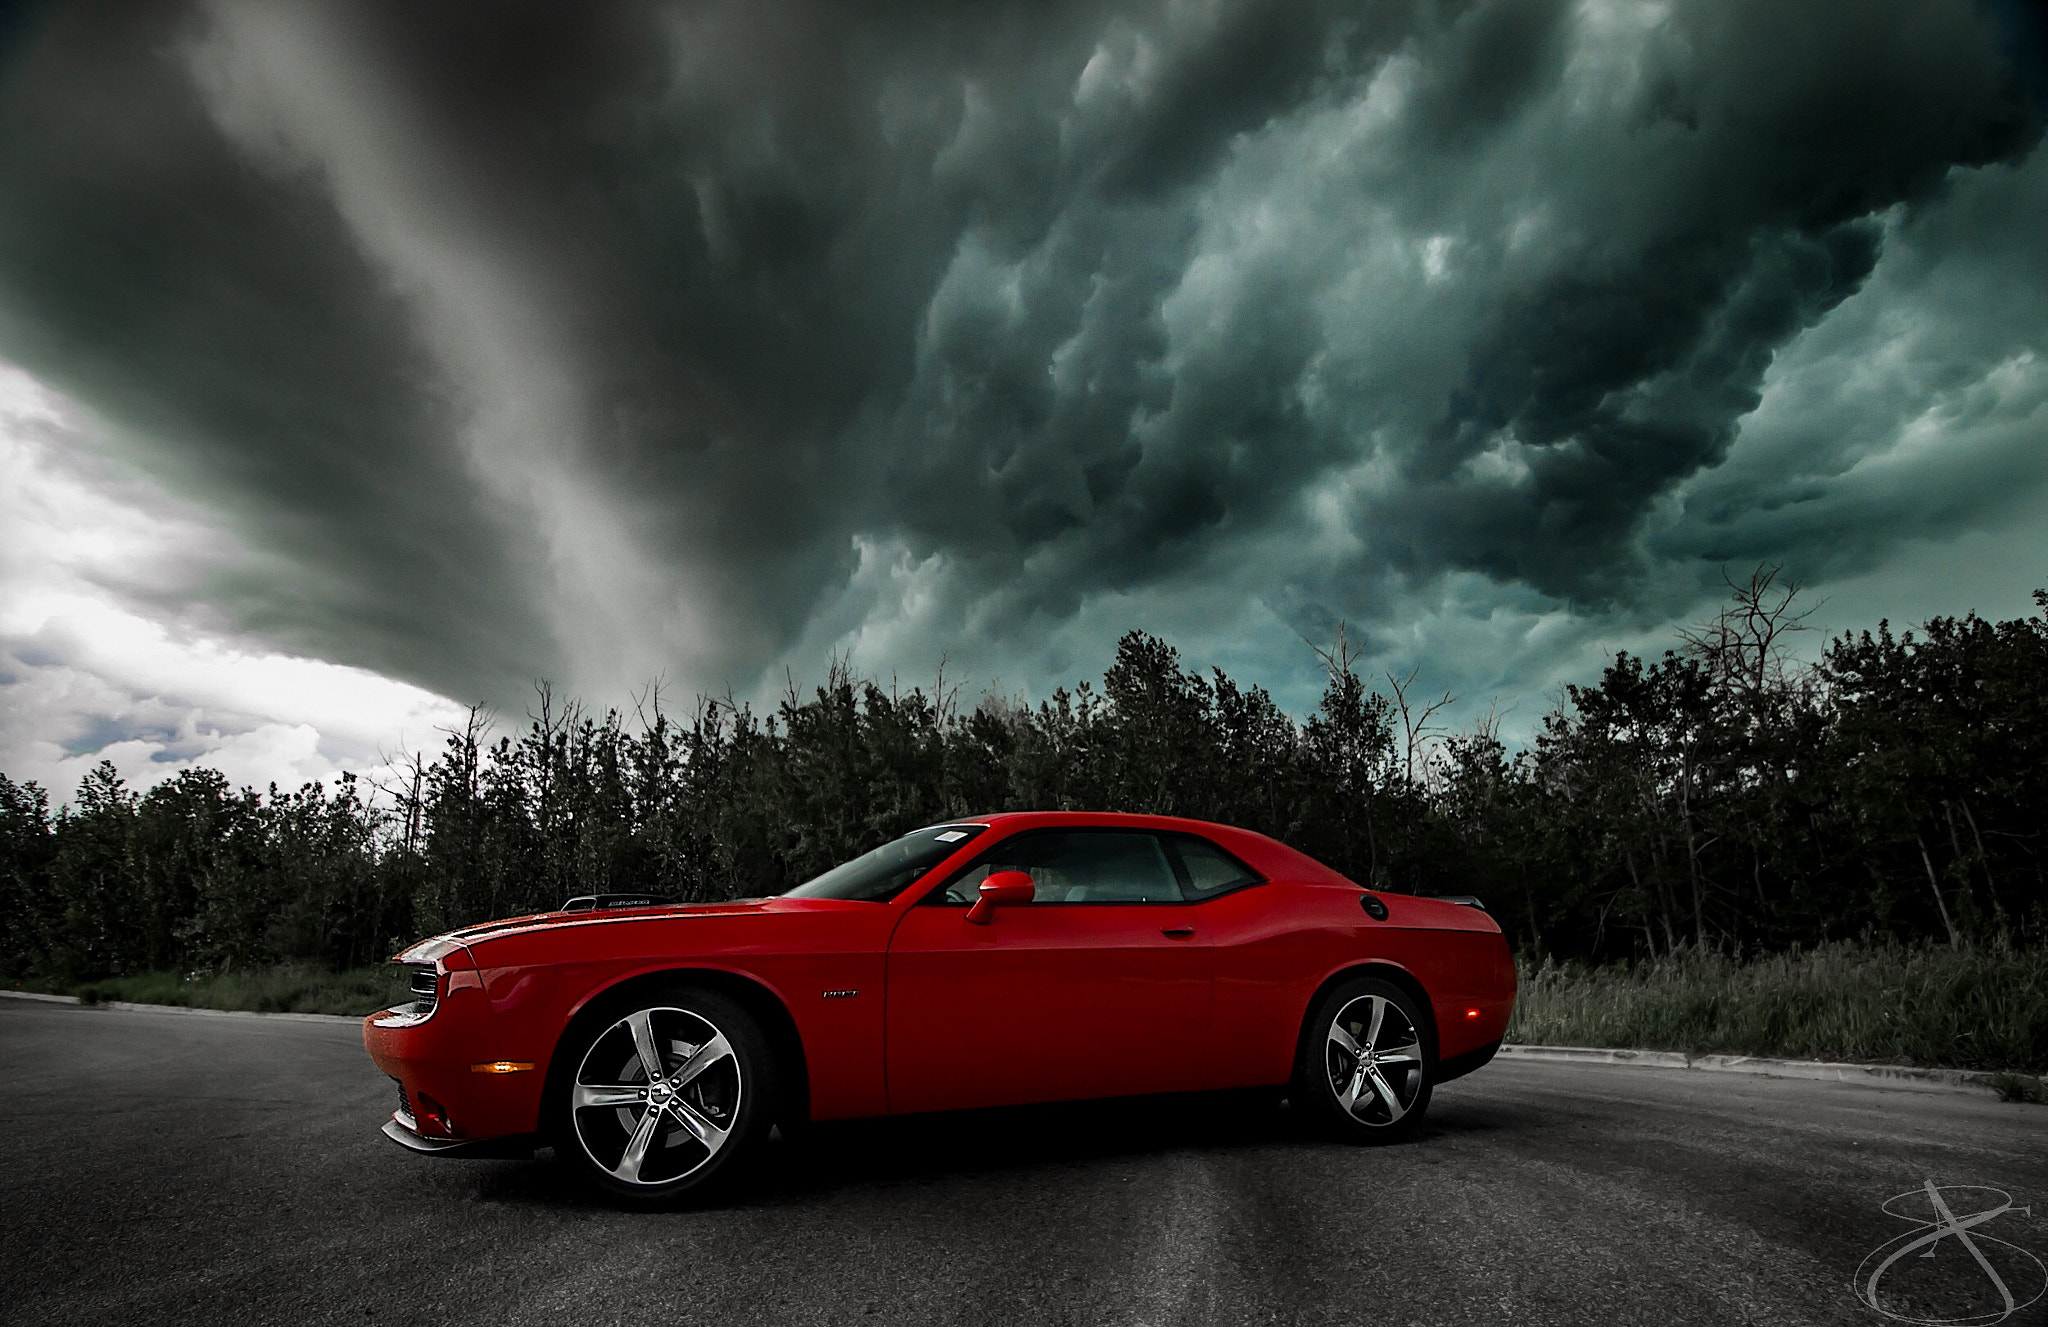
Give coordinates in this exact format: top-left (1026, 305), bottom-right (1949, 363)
top-left (1465, 1008), bottom-right (1481, 1019)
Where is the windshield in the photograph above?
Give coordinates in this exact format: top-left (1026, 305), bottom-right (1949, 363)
top-left (780, 824), bottom-right (988, 902)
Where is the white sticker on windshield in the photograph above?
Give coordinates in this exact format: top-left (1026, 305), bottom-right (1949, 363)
top-left (934, 830), bottom-right (968, 842)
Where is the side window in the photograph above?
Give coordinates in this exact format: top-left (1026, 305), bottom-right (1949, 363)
top-left (1166, 834), bottom-right (1263, 901)
top-left (928, 831), bottom-right (1183, 905)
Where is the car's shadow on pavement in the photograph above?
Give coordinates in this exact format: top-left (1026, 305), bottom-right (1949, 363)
top-left (462, 1086), bottom-right (1514, 1211)
top-left (760, 1089), bottom-right (1306, 1197)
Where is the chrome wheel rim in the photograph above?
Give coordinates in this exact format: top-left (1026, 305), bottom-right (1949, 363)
top-left (571, 1006), bottom-right (741, 1186)
top-left (1325, 994), bottom-right (1424, 1126)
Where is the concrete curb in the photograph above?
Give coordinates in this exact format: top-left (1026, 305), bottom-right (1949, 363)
top-left (1498, 1042), bottom-right (2010, 1094)
top-left (0, 988), bottom-right (362, 1026)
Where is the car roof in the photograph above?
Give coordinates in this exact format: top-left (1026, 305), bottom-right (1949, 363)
top-left (958, 809), bottom-right (1231, 830)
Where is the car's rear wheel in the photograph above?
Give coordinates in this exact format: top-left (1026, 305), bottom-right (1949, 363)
top-left (1295, 976), bottom-right (1433, 1142)
top-left (553, 985), bottom-right (776, 1204)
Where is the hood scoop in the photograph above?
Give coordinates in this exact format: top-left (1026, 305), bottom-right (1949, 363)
top-left (560, 893), bottom-right (673, 912)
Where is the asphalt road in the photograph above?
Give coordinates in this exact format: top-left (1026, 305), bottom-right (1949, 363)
top-left (4, 999), bottom-right (2044, 1327)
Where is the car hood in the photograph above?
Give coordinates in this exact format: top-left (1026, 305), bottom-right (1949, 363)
top-left (394, 895), bottom-right (877, 961)
top-left (447, 897), bottom-right (775, 945)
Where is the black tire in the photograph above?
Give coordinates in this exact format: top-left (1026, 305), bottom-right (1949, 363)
top-left (551, 985), bottom-right (778, 1205)
top-left (1294, 976), bottom-right (1434, 1142)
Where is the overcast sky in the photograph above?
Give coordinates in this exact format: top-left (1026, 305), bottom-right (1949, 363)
top-left (2, 0), bottom-right (2045, 803)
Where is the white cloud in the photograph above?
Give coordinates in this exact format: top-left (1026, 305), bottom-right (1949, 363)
top-left (0, 362), bottom-right (468, 805)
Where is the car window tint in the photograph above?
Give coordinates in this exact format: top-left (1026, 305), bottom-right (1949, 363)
top-left (782, 825), bottom-right (986, 901)
top-left (1169, 835), bottom-right (1263, 901)
top-left (933, 831), bottom-right (1182, 905)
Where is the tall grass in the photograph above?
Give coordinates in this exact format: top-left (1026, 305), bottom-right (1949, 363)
top-left (1509, 941), bottom-right (2048, 1074)
top-left (11, 964), bottom-right (412, 1018)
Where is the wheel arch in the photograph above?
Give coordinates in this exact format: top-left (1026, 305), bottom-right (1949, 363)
top-left (539, 966), bottom-right (812, 1141)
top-left (1290, 959), bottom-right (1441, 1081)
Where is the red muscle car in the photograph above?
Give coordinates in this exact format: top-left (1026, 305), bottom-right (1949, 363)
top-left (364, 811), bottom-right (1516, 1202)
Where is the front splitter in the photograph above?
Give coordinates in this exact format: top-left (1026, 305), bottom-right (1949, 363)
top-left (380, 1114), bottom-right (538, 1159)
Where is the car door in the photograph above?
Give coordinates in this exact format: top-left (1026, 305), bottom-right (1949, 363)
top-left (1159, 830), bottom-right (1303, 1090)
top-left (885, 829), bottom-right (1213, 1114)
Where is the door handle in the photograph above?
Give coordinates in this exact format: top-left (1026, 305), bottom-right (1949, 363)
top-left (1160, 925), bottom-right (1196, 938)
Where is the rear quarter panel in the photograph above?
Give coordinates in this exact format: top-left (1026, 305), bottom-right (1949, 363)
top-left (1203, 881), bottom-right (1515, 1087)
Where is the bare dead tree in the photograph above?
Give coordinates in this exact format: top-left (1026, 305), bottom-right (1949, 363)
top-left (932, 653), bottom-right (962, 724)
top-left (1677, 563), bottom-right (1820, 708)
top-left (364, 744), bottom-right (433, 857)
top-left (630, 676), bottom-right (670, 732)
top-left (1385, 663), bottom-right (1459, 789)
top-left (1304, 619), bottom-right (1367, 682)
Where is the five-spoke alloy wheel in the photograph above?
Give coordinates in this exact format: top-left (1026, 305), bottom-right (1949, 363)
top-left (553, 986), bottom-right (775, 1203)
top-left (1296, 976), bottom-right (1433, 1141)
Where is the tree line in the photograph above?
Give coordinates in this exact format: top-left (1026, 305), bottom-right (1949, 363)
top-left (2, 573), bottom-right (2043, 981)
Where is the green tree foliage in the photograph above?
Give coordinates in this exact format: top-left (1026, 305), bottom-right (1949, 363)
top-left (1495, 581), bottom-right (2048, 956)
top-left (3, 582), bottom-right (2044, 980)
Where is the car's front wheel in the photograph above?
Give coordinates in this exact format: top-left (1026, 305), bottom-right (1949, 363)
top-left (1295, 976), bottom-right (1433, 1142)
top-left (553, 985), bottom-right (776, 1204)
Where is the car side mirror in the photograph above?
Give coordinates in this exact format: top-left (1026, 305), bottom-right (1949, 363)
top-left (965, 870), bottom-right (1034, 925)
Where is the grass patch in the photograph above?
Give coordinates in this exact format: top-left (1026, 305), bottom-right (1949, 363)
top-left (10, 964), bottom-right (412, 1018)
top-left (1509, 941), bottom-right (2048, 1075)
top-left (1991, 1073), bottom-right (2048, 1104)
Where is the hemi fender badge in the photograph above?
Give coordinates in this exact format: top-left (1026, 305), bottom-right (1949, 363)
top-left (821, 989), bottom-right (859, 999)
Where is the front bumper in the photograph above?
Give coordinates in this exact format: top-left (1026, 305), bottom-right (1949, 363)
top-left (363, 977), bottom-right (548, 1148)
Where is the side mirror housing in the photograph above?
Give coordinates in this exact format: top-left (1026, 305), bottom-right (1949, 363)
top-left (965, 870), bottom-right (1034, 925)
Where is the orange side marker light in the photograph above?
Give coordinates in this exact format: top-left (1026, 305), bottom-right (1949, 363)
top-left (470, 1061), bottom-right (536, 1074)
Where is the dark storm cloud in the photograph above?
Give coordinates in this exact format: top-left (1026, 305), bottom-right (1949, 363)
top-left (877, 0), bottom-right (2041, 636)
top-left (1658, 135), bottom-right (2048, 575)
top-left (1350, 0), bottom-right (2038, 602)
top-left (0, 0), bottom-right (2041, 712)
